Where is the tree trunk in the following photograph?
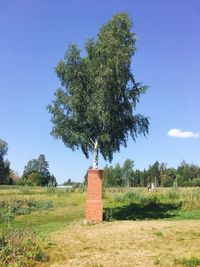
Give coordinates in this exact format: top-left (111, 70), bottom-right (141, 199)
top-left (93, 140), bottom-right (99, 169)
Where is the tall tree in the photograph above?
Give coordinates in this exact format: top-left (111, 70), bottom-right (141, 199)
top-left (0, 139), bottom-right (10, 184)
top-left (147, 161), bottom-right (160, 186)
top-left (48, 13), bottom-right (149, 168)
top-left (0, 139), bottom-right (8, 159)
top-left (122, 159), bottom-right (134, 187)
top-left (113, 163), bottom-right (123, 186)
top-left (22, 154), bottom-right (56, 186)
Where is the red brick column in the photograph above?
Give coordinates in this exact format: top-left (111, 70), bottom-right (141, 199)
top-left (86, 169), bottom-right (103, 222)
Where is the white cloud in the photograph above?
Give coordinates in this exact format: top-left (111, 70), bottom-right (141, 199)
top-left (167, 128), bottom-right (200, 138)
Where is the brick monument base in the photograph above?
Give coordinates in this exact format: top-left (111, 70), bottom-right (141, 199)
top-left (86, 169), bottom-right (103, 222)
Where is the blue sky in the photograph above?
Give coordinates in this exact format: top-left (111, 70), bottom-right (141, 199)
top-left (1, 0), bottom-right (200, 183)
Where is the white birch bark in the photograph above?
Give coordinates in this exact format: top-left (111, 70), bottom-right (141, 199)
top-left (93, 139), bottom-right (99, 169)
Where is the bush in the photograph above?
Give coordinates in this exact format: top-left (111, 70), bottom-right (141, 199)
top-left (0, 229), bottom-right (48, 266)
top-left (190, 178), bottom-right (200, 187)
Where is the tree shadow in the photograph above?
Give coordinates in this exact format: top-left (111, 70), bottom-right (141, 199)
top-left (103, 202), bottom-right (180, 221)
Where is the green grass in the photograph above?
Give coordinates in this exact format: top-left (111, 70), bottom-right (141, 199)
top-left (174, 257), bottom-right (200, 267)
top-left (0, 186), bottom-right (200, 266)
top-left (0, 188), bottom-right (86, 235)
top-left (103, 187), bottom-right (200, 221)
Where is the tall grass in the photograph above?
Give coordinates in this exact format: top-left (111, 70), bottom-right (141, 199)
top-left (105, 187), bottom-right (200, 210)
top-left (0, 228), bottom-right (49, 266)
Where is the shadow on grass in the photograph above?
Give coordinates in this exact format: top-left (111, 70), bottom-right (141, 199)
top-left (103, 203), bottom-right (180, 221)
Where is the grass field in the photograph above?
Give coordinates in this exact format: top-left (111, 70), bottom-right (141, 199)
top-left (0, 186), bottom-right (200, 266)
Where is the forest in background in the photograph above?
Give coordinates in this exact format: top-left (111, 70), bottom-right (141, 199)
top-left (1, 139), bottom-right (200, 187)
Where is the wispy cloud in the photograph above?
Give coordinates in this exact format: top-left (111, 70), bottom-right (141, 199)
top-left (167, 128), bottom-right (200, 138)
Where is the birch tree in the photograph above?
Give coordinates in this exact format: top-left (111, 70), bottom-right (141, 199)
top-left (47, 13), bottom-right (149, 169)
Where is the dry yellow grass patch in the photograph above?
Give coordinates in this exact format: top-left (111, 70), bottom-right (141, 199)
top-left (39, 220), bottom-right (200, 267)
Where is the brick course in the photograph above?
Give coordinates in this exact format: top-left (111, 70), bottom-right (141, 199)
top-left (86, 169), bottom-right (103, 222)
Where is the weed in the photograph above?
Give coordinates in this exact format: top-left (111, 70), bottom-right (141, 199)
top-left (182, 190), bottom-right (200, 210)
top-left (154, 257), bottom-right (161, 265)
top-left (39, 200), bottom-right (54, 210)
top-left (124, 191), bottom-right (141, 202)
top-left (166, 188), bottom-right (181, 200)
top-left (174, 256), bottom-right (200, 267)
top-left (46, 186), bottom-right (56, 194)
top-left (19, 186), bottom-right (30, 195)
top-left (153, 231), bottom-right (163, 237)
top-left (0, 228), bottom-right (49, 266)
top-left (103, 208), bottom-right (113, 221)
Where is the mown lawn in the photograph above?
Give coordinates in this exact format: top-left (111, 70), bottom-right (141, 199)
top-left (40, 220), bottom-right (200, 267)
top-left (0, 186), bottom-right (200, 266)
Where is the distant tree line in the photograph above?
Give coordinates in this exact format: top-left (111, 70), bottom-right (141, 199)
top-left (62, 178), bottom-right (83, 188)
top-left (0, 139), bottom-right (57, 186)
top-left (1, 138), bottom-right (200, 187)
top-left (103, 159), bottom-right (200, 187)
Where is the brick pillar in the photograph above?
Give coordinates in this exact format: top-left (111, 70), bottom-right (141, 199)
top-left (86, 169), bottom-right (103, 222)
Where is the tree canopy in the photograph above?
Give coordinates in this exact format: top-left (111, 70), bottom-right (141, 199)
top-left (22, 154), bottom-right (57, 186)
top-left (48, 13), bottom-right (149, 168)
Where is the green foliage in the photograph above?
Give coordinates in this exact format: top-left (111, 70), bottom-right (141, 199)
top-left (22, 154), bottom-right (57, 186)
top-left (103, 160), bottom-right (134, 187)
top-left (62, 178), bottom-right (84, 189)
top-left (103, 159), bottom-right (200, 188)
top-left (0, 139), bottom-right (10, 185)
top-left (0, 139), bottom-right (8, 159)
top-left (190, 178), bottom-right (200, 187)
top-left (122, 159), bottom-right (134, 187)
top-left (0, 229), bottom-right (48, 266)
top-left (147, 161), bottom-right (160, 185)
top-left (48, 13), bottom-right (149, 165)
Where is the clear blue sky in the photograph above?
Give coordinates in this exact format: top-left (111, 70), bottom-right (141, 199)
top-left (1, 0), bottom-right (200, 184)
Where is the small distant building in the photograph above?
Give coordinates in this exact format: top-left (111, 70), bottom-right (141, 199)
top-left (57, 185), bottom-right (73, 189)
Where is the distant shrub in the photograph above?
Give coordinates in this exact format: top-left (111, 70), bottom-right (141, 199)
top-left (0, 199), bottom-right (54, 223)
top-left (190, 178), bottom-right (200, 187)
